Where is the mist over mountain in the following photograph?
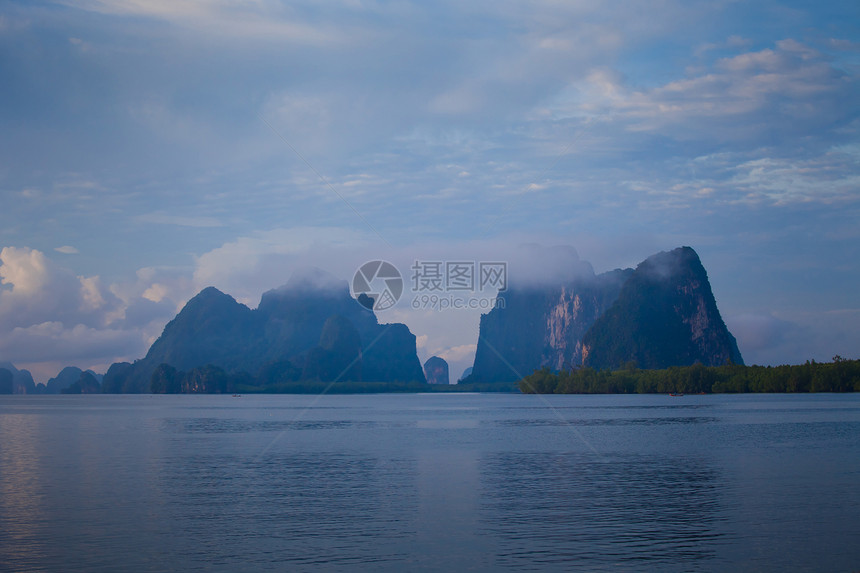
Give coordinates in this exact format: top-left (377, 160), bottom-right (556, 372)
top-left (470, 268), bottom-right (631, 383)
top-left (107, 268), bottom-right (425, 392)
top-left (8, 248), bottom-right (743, 391)
top-left (468, 247), bottom-right (742, 382)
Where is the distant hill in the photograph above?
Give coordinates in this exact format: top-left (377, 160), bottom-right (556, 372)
top-left (106, 268), bottom-right (426, 393)
top-left (46, 367), bottom-right (103, 394)
top-left (0, 361), bottom-right (36, 394)
top-left (424, 356), bottom-right (450, 385)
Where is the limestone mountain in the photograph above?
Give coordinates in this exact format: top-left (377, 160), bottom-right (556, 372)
top-left (301, 315), bottom-right (363, 382)
top-left (469, 246), bottom-right (742, 382)
top-left (0, 362), bottom-right (36, 394)
top-left (107, 268), bottom-right (425, 392)
top-left (582, 247), bottom-right (743, 370)
top-left (469, 267), bottom-right (631, 383)
top-left (46, 367), bottom-right (85, 394)
top-left (61, 371), bottom-right (102, 394)
top-left (423, 356), bottom-right (450, 385)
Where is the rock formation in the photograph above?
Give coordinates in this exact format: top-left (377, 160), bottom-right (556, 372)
top-left (423, 356), bottom-right (450, 385)
top-left (107, 267), bottom-right (425, 392)
top-left (582, 247), bottom-right (743, 370)
top-left (469, 246), bottom-right (742, 382)
top-left (0, 362), bottom-right (36, 394)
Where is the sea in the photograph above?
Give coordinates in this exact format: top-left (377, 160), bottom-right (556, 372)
top-left (1, 393), bottom-right (858, 572)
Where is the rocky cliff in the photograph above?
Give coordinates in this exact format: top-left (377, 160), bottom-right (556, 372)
top-left (582, 247), bottom-right (743, 370)
top-left (423, 356), bottom-right (450, 385)
top-left (469, 246), bottom-right (742, 382)
top-left (108, 268), bottom-right (425, 392)
top-left (469, 268), bottom-right (631, 383)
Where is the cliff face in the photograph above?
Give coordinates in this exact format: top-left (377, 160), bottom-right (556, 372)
top-left (581, 247), bottom-right (743, 370)
top-left (470, 246), bottom-right (742, 382)
top-left (469, 268), bottom-right (631, 383)
top-left (112, 268), bottom-right (425, 392)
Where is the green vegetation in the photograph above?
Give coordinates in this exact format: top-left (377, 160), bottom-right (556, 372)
top-left (240, 380), bottom-right (518, 394)
top-left (150, 362), bottom-right (518, 394)
top-left (519, 357), bottom-right (860, 394)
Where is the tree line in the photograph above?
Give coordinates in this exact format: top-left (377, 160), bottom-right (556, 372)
top-left (518, 357), bottom-right (860, 394)
top-left (149, 362), bottom-right (518, 394)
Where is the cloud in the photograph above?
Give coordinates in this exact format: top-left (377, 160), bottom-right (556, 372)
top-left (553, 40), bottom-right (857, 146)
top-left (61, 0), bottom-right (342, 44)
top-left (0, 322), bottom-right (145, 364)
top-left (726, 151), bottom-right (860, 205)
top-left (726, 309), bottom-right (860, 366)
top-left (54, 245), bottom-right (79, 254)
top-left (0, 249), bottom-right (111, 343)
top-left (726, 313), bottom-right (797, 354)
top-left (828, 38), bottom-right (860, 52)
top-left (191, 227), bottom-right (373, 304)
top-left (137, 212), bottom-right (223, 228)
top-left (438, 344), bottom-right (477, 364)
top-left (0, 246), bottom-right (124, 328)
top-left (0, 247), bottom-right (182, 380)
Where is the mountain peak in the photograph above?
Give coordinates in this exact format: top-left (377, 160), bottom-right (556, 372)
top-left (582, 246), bottom-right (742, 369)
top-left (470, 246), bottom-right (741, 382)
top-left (636, 246), bottom-right (703, 281)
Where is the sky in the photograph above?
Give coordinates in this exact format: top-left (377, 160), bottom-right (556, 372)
top-left (1, 0), bottom-right (859, 383)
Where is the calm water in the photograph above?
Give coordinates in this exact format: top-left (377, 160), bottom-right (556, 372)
top-left (1, 393), bottom-right (858, 572)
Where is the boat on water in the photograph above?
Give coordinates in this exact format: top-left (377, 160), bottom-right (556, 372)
top-left (669, 393), bottom-right (685, 397)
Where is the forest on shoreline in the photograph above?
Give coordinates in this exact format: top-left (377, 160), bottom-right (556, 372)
top-left (518, 357), bottom-right (860, 394)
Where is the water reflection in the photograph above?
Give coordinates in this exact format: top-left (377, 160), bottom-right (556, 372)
top-left (480, 452), bottom-right (723, 571)
top-left (0, 414), bottom-right (49, 570)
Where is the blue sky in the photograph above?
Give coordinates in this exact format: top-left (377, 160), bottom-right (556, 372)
top-left (1, 0), bottom-right (859, 382)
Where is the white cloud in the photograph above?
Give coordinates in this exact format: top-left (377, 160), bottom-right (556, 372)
top-left (727, 309), bottom-right (860, 366)
top-left (555, 40), bottom-right (856, 144)
top-left (727, 152), bottom-right (860, 205)
top-left (0, 247), bottom-right (182, 381)
top-left (54, 245), bottom-right (79, 254)
top-left (415, 334), bottom-right (428, 350)
top-left (191, 226), bottom-right (374, 304)
top-left (0, 247), bottom-right (52, 295)
top-left (0, 247), bottom-right (124, 329)
top-left (62, 0), bottom-right (342, 44)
